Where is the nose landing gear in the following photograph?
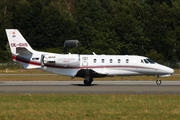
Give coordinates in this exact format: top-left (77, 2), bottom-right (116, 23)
top-left (156, 75), bottom-right (162, 85)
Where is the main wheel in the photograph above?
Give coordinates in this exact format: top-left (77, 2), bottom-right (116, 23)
top-left (84, 80), bottom-right (92, 86)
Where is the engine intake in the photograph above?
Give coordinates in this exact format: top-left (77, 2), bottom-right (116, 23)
top-left (41, 54), bottom-right (80, 67)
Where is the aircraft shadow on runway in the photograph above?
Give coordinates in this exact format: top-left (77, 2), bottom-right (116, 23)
top-left (71, 84), bottom-right (98, 86)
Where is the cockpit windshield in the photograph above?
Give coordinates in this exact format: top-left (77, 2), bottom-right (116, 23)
top-left (147, 59), bottom-right (155, 64)
top-left (141, 58), bottom-right (156, 64)
top-left (144, 59), bottom-right (149, 63)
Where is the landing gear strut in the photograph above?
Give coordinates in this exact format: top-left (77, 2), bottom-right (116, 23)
top-left (156, 75), bottom-right (161, 85)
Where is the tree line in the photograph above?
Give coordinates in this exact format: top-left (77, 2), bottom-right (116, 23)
top-left (0, 0), bottom-right (180, 67)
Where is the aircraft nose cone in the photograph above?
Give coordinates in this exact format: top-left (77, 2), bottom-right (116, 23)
top-left (171, 69), bottom-right (174, 74)
top-left (169, 68), bottom-right (174, 74)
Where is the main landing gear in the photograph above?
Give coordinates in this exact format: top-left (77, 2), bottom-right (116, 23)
top-left (84, 77), bottom-right (93, 86)
top-left (156, 75), bottom-right (162, 85)
top-left (83, 69), bottom-right (93, 86)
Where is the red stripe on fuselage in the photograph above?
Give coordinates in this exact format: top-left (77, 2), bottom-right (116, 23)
top-left (12, 55), bottom-right (40, 66)
top-left (12, 55), bottom-right (157, 70)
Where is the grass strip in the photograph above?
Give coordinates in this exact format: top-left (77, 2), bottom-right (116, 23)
top-left (0, 69), bottom-right (180, 81)
top-left (0, 94), bottom-right (180, 120)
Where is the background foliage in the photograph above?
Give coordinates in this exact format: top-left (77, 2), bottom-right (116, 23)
top-left (0, 0), bottom-right (180, 67)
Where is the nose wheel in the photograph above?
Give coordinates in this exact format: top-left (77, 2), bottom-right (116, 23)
top-left (156, 75), bottom-right (161, 85)
top-left (156, 80), bottom-right (161, 85)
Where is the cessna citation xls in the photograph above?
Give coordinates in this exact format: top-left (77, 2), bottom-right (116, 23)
top-left (6, 29), bottom-right (174, 85)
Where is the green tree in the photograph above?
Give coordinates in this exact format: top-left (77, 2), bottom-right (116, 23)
top-left (112, 1), bottom-right (150, 55)
top-left (74, 0), bottom-right (119, 54)
top-left (0, 0), bottom-right (17, 62)
top-left (12, 0), bottom-right (79, 52)
top-left (144, 2), bottom-right (175, 61)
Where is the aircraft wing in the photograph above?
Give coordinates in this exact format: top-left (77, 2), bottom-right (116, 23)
top-left (91, 68), bottom-right (108, 76)
top-left (75, 68), bottom-right (108, 78)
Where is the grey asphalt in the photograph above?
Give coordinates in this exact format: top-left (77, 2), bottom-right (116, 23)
top-left (0, 81), bottom-right (180, 94)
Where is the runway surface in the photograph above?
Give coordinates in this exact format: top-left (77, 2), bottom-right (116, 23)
top-left (0, 81), bottom-right (180, 94)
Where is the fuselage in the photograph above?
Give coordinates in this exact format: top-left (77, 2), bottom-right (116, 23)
top-left (14, 51), bottom-right (174, 78)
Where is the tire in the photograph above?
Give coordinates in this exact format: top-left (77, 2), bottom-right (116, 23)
top-left (156, 80), bottom-right (161, 85)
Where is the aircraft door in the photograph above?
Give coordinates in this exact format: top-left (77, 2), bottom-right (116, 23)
top-left (82, 57), bottom-right (88, 66)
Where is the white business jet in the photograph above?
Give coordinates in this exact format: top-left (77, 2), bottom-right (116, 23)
top-left (6, 29), bottom-right (174, 85)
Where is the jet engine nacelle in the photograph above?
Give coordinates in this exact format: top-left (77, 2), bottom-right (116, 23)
top-left (42, 54), bottom-right (80, 67)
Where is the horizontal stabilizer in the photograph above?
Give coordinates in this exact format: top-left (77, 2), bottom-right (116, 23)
top-left (16, 48), bottom-right (32, 54)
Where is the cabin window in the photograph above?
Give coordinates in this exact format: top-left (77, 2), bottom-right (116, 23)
top-left (32, 58), bottom-right (39, 60)
top-left (102, 59), bottom-right (105, 63)
top-left (94, 59), bottom-right (97, 63)
top-left (118, 59), bottom-right (121, 63)
top-left (110, 59), bottom-right (113, 63)
top-left (126, 59), bottom-right (129, 63)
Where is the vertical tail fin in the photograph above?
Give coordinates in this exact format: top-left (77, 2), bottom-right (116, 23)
top-left (5, 29), bottom-right (34, 55)
top-left (5, 29), bottom-right (41, 69)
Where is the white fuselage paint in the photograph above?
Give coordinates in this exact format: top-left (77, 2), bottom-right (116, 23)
top-left (30, 53), bottom-right (174, 77)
